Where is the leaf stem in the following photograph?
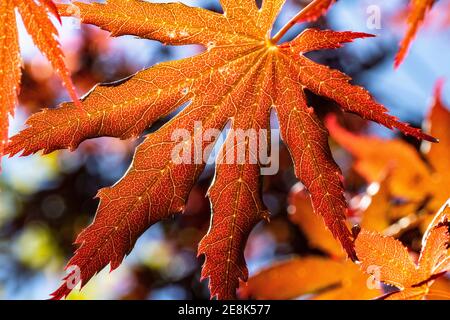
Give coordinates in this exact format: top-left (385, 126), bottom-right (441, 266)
top-left (271, 0), bottom-right (317, 44)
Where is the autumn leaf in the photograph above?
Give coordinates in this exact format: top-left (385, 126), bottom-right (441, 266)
top-left (355, 200), bottom-right (450, 300)
top-left (240, 256), bottom-right (380, 300)
top-left (395, 0), bottom-right (436, 67)
top-left (4, 0), bottom-right (435, 300)
top-left (288, 183), bottom-right (345, 257)
top-left (240, 183), bottom-right (381, 300)
top-left (427, 278), bottom-right (450, 300)
top-left (0, 0), bottom-right (78, 166)
top-left (358, 179), bottom-right (396, 233)
top-left (355, 177), bottom-right (422, 236)
top-left (327, 81), bottom-right (449, 218)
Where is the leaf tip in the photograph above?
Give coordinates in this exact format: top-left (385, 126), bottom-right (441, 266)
top-left (423, 133), bottom-right (439, 143)
top-left (358, 32), bottom-right (376, 39)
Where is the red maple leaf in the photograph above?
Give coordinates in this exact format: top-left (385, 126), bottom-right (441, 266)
top-left (4, 0), bottom-right (434, 299)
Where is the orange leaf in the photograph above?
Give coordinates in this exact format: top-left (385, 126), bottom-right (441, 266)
top-left (426, 80), bottom-right (450, 206)
top-left (240, 257), bottom-right (345, 300)
top-left (357, 178), bottom-right (420, 235)
top-left (355, 229), bottom-right (418, 289)
top-left (419, 225), bottom-right (449, 278)
top-left (384, 285), bottom-right (429, 300)
top-left (356, 200), bottom-right (450, 300)
top-left (41, 0), bottom-right (61, 23)
top-left (312, 261), bottom-right (381, 300)
top-left (395, 0), bottom-right (436, 67)
top-left (327, 81), bottom-right (450, 214)
top-left (0, 0), bottom-right (78, 167)
top-left (242, 179), bottom-right (393, 301)
top-left (4, 0), bottom-right (436, 299)
top-left (327, 114), bottom-right (431, 202)
top-left (359, 179), bottom-right (394, 233)
top-left (288, 183), bottom-right (344, 257)
top-left (0, 0), bottom-right (21, 165)
top-left (241, 257), bottom-right (380, 300)
top-left (427, 278), bottom-right (450, 300)
top-left (198, 60), bottom-right (272, 300)
top-left (420, 200), bottom-right (450, 276)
